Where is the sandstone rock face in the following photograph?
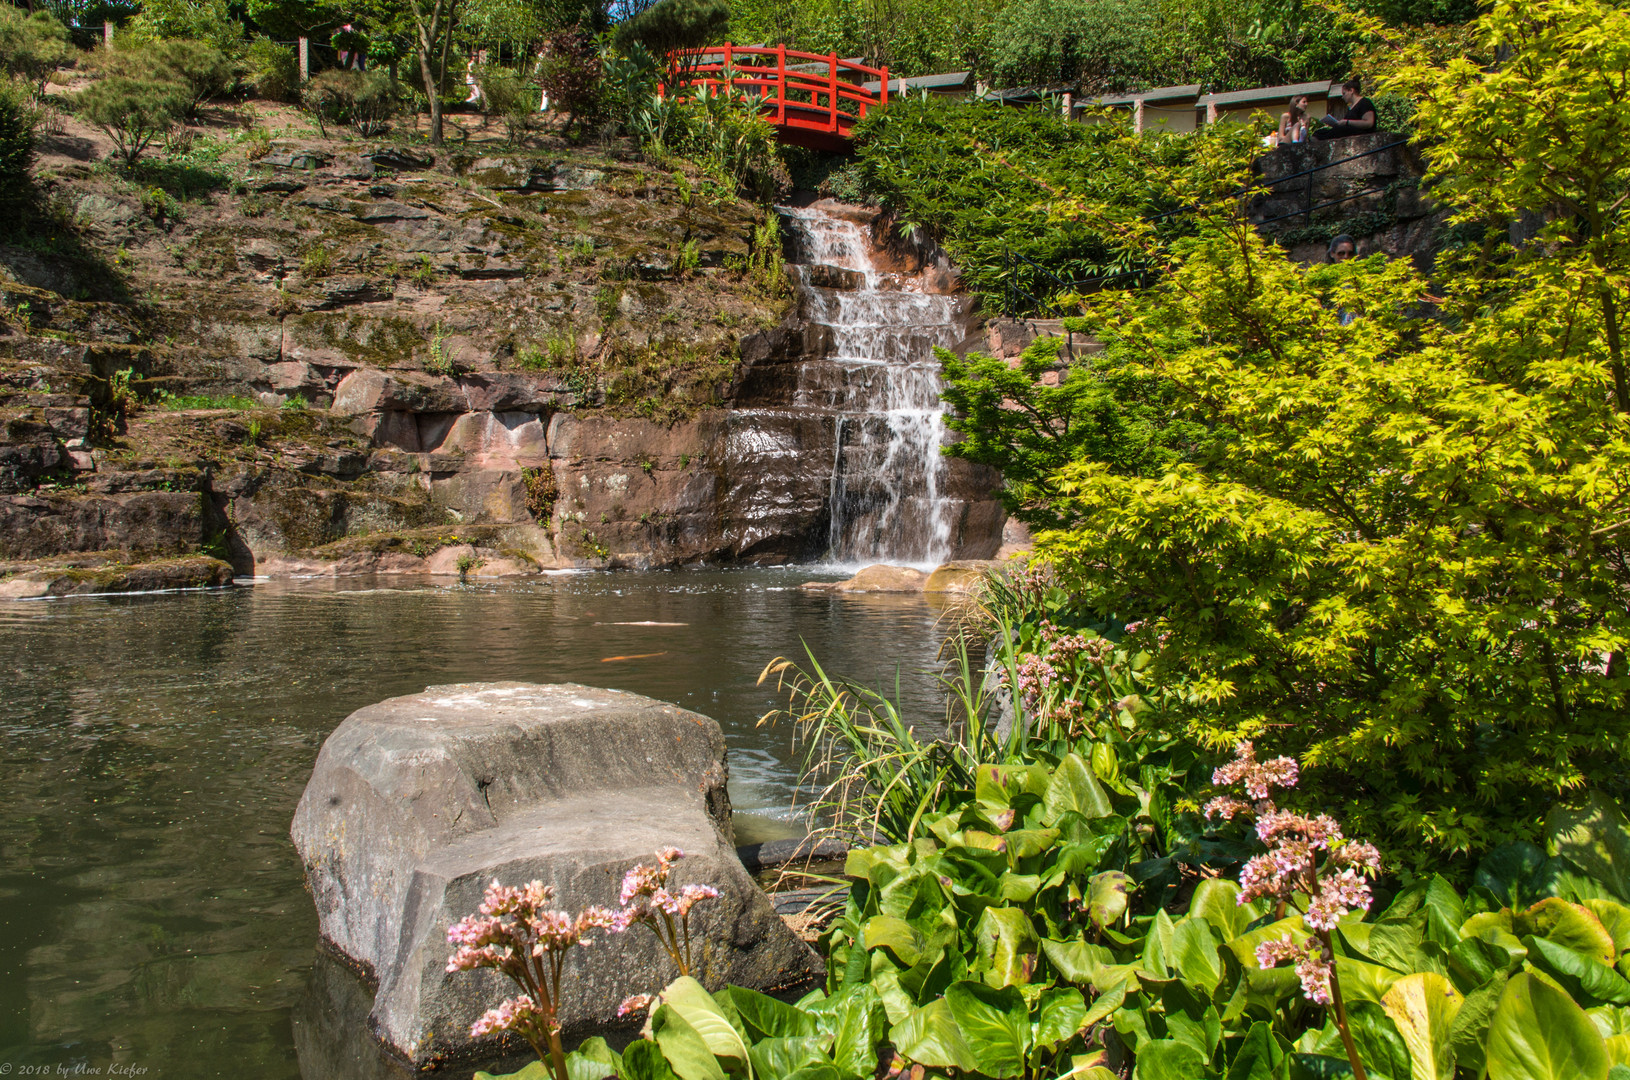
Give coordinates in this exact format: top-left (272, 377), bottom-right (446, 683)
top-left (0, 554), bottom-right (234, 598)
top-left (802, 563), bottom-right (929, 593)
top-left (924, 560), bottom-right (998, 594)
top-left (290, 682), bottom-right (821, 1066)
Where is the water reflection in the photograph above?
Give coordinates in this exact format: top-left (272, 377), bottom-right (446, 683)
top-left (0, 569), bottom-right (957, 1079)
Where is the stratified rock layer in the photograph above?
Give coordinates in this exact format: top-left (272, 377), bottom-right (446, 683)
top-left (290, 681), bottom-right (821, 1066)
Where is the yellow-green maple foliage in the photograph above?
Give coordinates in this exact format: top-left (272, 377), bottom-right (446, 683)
top-left (1016, 0), bottom-right (1630, 873)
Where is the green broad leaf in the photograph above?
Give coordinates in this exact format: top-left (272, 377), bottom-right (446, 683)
top-left (746, 1037), bottom-right (829, 1080)
top-left (650, 1004), bottom-right (728, 1080)
top-left (1522, 934), bottom-right (1630, 1005)
top-left (1141, 908), bottom-right (1178, 979)
top-left (475, 1062), bottom-right (552, 1080)
top-left (1041, 753), bottom-right (1113, 824)
top-left (1090, 741), bottom-right (1118, 784)
top-left (716, 986), bottom-right (820, 1041)
top-left (1190, 878), bottom-right (1261, 941)
top-left (1476, 843), bottom-right (1549, 909)
top-left (1344, 1000), bottom-right (1412, 1080)
top-left (1590, 1003), bottom-right (1630, 1036)
top-left (1612, 1066), bottom-right (1630, 1080)
top-left (1448, 972), bottom-right (1507, 1079)
top-left (1171, 916), bottom-right (1223, 994)
top-left (1003, 828), bottom-right (1061, 859)
top-left (999, 873), bottom-right (1042, 902)
top-left (1421, 875), bottom-right (1467, 949)
top-left (1034, 986), bottom-right (1089, 1052)
top-left (1380, 972), bottom-right (1462, 1080)
top-left (844, 844), bottom-right (911, 884)
top-left (781, 1067), bottom-right (844, 1080)
top-left (1338, 919), bottom-right (1431, 974)
top-left (658, 977), bottom-right (750, 1066)
top-left (1586, 900), bottom-right (1630, 955)
top-left (1333, 956), bottom-right (1406, 1004)
top-left (976, 905), bottom-right (1038, 988)
top-left (890, 998), bottom-right (977, 1073)
top-left (863, 915), bottom-right (925, 968)
top-left (1135, 1037), bottom-right (1209, 1080)
top-left (1548, 791), bottom-right (1630, 904)
top-left (1609, 1035), bottom-right (1630, 1066)
top-left (1224, 1020), bottom-right (1292, 1080)
top-left (1228, 916), bottom-right (1311, 970)
top-left (1082, 982), bottom-right (1127, 1029)
top-left (829, 982), bottom-right (887, 1080)
top-left (1486, 971), bottom-right (1611, 1080)
top-left (945, 981), bottom-right (1030, 1078)
top-left (1448, 934), bottom-right (1522, 993)
top-left (977, 762), bottom-right (1051, 810)
top-left (617, 1038), bottom-right (683, 1080)
top-left (1087, 871), bottom-right (1130, 930)
top-left (1043, 939), bottom-right (1114, 985)
top-left (1517, 898), bottom-right (1617, 963)
top-left (868, 966), bottom-right (915, 1025)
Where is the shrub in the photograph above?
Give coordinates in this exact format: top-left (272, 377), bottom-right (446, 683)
top-left (0, 9), bottom-right (75, 96)
top-left (242, 35), bottom-right (297, 103)
top-left (0, 78), bottom-right (37, 204)
top-left (533, 26), bottom-right (601, 140)
top-left (126, 0), bottom-right (243, 55)
top-left (300, 68), bottom-right (398, 137)
top-left (75, 75), bottom-right (188, 168)
top-left (95, 39), bottom-right (236, 120)
top-left (472, 63), bottom-right (537, 144)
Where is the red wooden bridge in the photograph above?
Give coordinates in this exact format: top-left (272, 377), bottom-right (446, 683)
top-left (659, 45), bottom-right (890, 151)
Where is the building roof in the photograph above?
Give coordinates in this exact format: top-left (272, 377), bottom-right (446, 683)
top-left (1198, 80), bottom-right (1338, 108)
top-left (861, 70), bottom-right (971, 94)
top-left (1092, 84), bottom-right (1202, 107)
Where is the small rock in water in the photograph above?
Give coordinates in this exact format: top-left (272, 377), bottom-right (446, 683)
top-left (801, 564), bottom-right (928, 593)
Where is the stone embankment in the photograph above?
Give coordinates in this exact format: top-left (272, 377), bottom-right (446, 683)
top-left (2, 131), bottom-right (1005, 579)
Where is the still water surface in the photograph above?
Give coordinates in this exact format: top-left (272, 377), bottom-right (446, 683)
top-left (0, 569), bottom-right (956, 1079)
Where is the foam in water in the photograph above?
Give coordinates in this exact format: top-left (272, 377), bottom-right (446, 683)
top-left (779, 204), bottom-right (965, 569)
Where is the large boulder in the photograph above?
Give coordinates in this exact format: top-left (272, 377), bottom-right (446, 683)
top-left (290, 682), bottom-right (821, 1067)
top-left (800, 563), bottom-right (928, 593)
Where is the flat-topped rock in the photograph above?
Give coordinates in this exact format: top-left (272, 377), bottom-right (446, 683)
top-left (923, 560), bottom-right (999, 594)
top-left (290, 682), bottom-right (821, 1066)
top-left (800, 563), bottom-right (928, 593)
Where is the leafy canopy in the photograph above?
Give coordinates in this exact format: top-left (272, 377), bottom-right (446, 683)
top-left (942, 0), bottom-right (1630, 875)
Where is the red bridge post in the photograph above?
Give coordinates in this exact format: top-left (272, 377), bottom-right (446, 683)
top-left (775, 44), bottom-right (787, 125)
top-left (828, 52), bottom-right (839, 133)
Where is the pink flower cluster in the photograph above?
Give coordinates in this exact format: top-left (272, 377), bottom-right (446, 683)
top-left (612, 847), bottom-right (720, 977)
top-left (1206, 741), bottom-right (1384, 1004)
top-left (446, 879), bottom-right (616, 980)
top-left (614, 846), bottom-right (721, 932)
top-left (1256, 935), bottom-right (1333, 1004)
top-left (1210, 740), bottom-right (1299, 801)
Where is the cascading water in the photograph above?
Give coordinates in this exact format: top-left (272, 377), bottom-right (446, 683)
top-left (779, 203), bottom-right (970, 568)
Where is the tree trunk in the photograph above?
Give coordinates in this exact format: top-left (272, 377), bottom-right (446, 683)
top-left (412, 0), bottom-right (447, 145)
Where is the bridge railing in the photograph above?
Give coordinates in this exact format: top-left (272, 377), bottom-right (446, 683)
top-left (659, 45), bottom-right (889, 136)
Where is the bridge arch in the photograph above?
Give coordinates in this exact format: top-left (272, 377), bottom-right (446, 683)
top-left (658, 45), bottom-right (890, 151)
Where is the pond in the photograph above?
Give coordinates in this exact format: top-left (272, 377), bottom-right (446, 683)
top-left (0, 568), bottom-right (960, 1079)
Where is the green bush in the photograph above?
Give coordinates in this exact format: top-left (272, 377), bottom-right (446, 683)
top-left (534, 26), bottom-right (603, 139)
top-left (243, 35), bottom-right (297, 103)
top-left (95, 39), bottom-right (236, 119)
top-left (126, 0), bottom-right (243, 55)
top-left (300, 68), bottom-right (398, 137)
top-left (0, 8), bottom-right (75, 96)
top-left (75, 75), bottom-right (188, 168)
top-left (0, 78), bottom-right (37, 203)
top-left (989, 0), bottom-right (1160, 93)
top-left (473, 63), bottom-right (537, 144)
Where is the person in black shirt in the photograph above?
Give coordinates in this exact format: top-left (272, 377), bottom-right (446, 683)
top-left (1315, 79), bottom-right (1376, 140)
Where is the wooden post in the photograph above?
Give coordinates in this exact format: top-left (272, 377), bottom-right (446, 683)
top-left (1134, 98), bottom-right (1145, 134)
top-left (102, 22), bottom-right (114, 47)
top-left (722, 41), bottom-right (732, 91)
top-left (880, 65), bottom-right (889, 108)
top-left (1061, 92), bottom-right (1072, 120)
top-left (828, 52), bottom-right (838, 132)
top-left (298, 36), bottom-right (309, 81)
top-left (775, 44), bottom-right (786, 125)
top-left (1206, 100), bottom-right (1218, 124)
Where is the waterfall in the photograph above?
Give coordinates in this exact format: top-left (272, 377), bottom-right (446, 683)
top-left (779, 203), bottom-right (968, 569)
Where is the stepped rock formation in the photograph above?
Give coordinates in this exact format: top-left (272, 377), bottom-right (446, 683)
top-left (0, 134), bottom-right (1004, 576)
